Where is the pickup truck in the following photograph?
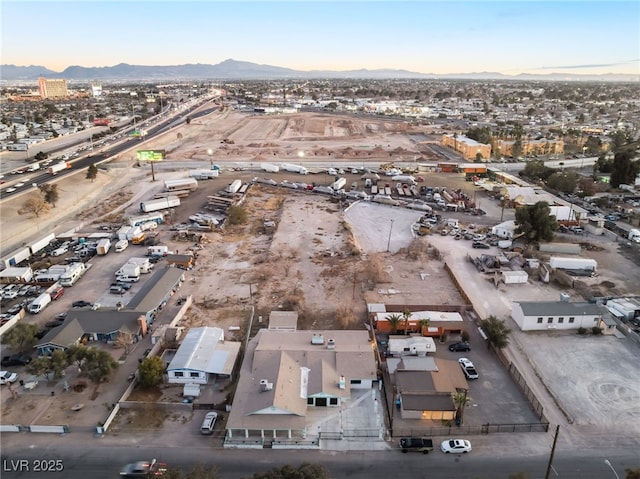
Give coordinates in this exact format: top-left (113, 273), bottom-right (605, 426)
top-left (399, 437), bottom-right (434, 454)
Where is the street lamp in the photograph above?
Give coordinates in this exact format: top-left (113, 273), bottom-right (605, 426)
top-left (207, 148), bottom-right (214, 169)
top-left (604, 459), bottom-right (620, 479)
top-left (386, 219), bottom-right (394, 252)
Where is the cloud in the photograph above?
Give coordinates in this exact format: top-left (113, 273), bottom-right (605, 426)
top-left (537, 59), bottom-right (639, 70)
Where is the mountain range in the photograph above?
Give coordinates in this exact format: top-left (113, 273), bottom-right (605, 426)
top-left (1, 59), bottom-right (637, 82)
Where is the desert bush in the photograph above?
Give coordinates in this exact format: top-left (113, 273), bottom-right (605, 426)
top-left (577, 327), bottom-right (588, 335)
top-left (363, 253), bottom-right (387, 284)
top-left (591, 326), bottom-right (603, 335)
top-left (335, 305), bottom-right (359, 328)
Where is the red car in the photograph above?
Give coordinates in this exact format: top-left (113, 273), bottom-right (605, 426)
top-left (50, 288), bottom-right (64, 300)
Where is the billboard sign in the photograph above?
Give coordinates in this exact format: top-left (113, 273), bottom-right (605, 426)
top-left (136, 150), bottom-right (165, 162)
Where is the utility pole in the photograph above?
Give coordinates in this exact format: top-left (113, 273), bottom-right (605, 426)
top-left (386, 219), bottom-right (394, 252)
top-left (544, 425), bottom-right (560, 479)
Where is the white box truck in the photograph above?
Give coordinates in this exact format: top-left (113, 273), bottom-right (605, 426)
top-left (140, 196), bottom-right (181, 213)
top-left (97, 238), bottom-right (112, 255)
top-left (331, 177), bottom-right (347, 191)
top-left (260, 163), bottom-right (280, 173)
top-left (127, 257), bottom-right (153, 274)
top-left (281, 163), bottom-right (308, 175)
top-left (225, 179), bottom-right (242, 194)
top-left (28, 292), bottom-right (52, 314)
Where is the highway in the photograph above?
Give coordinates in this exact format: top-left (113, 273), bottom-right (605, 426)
top-left (0, 99), bottom-right (217, 203)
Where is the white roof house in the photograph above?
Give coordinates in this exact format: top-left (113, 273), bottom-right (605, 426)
top-left (511, 301), bottom-right (613, 333)
top-left (166, 327), bottom-right (241, 384)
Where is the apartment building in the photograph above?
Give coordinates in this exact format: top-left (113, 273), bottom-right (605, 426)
top-left (38, 77), bottom-right (69, 99)
top-left (441, 134), bottom-right (492, 161)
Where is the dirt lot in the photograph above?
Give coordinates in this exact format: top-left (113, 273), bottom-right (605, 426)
top-left (1, 111), bottom-right (639, 440)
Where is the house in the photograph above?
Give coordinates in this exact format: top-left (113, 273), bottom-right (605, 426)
top-left (35, 311), bottom-right (146, 356)
top-left (511, 301), bottom-right (614, 333)
top-left (369, 304), bottom-right (466, 338)
top-left (33, 267), bottom-right (185, 355)
top-left (166, 327), bottom-right (241, 384)
top-left (387, 356), bottom-right (468, 420)
top-left (225, 329), bottom-right (377, 443)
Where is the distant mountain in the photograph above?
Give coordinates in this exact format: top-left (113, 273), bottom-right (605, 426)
top-left (0, 59), bottom-right (637, 82)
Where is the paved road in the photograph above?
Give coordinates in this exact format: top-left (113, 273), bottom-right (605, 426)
top-left (0, 441), bottom-right (637, 478)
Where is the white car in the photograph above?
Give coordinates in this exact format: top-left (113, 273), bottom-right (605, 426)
top-left (4, 187), bottom-right (17, 193)
top-left (14, 182), bottom-right (25, 188)
top-left (0, 371), bottom-right (18, 385)
top-left (458, 358), bottom-right (479, 379)
top-left (441, 438), bottom-right (472, 454)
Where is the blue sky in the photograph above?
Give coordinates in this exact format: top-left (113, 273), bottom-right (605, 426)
top-left (2, 1), bottom-right (638, 75)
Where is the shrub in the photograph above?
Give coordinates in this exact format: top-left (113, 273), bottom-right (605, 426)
top-left (577, 327), bottom-right (588, 335)
top-left (591, 326), bottom-right (603, 335)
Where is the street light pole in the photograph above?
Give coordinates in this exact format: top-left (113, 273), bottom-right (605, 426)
top-left (386, 219), bottom-right (394, 252)
top-left (207, 148), bottom-right (214, 170)
top-left (604, 459), bottom-right (620, 479)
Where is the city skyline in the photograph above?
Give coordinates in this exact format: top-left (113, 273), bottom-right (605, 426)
top-left (2, 1), bottom-right (639, 76)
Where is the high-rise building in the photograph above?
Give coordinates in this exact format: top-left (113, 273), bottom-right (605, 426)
top-left (38, 77), bottom-right (68, 99)
top-left (91, 83), bottom-right (103, 97)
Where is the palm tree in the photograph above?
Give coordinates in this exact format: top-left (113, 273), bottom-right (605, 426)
top-left (452, 389), bottom-right (470, 425)
top-left (386, 314), bottom-right (402, 334)
top-left (480, 315), bottom-right (511, 349)
top-left (418, 319), bottom-right (430, 336)
top-left (402, 309), bottom-right (413, 335)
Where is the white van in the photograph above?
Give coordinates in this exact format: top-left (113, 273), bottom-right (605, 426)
top-left (114, 239), bottom-right (129, 252)
top-left (28, 292), bottom-right (52, 314)
top-left (200, 411), bottom-right (218, 435)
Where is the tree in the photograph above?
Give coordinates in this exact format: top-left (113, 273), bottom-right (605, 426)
top-left (610, 150), bottom-right (639, 188)
top-left (164, 464), bottom-right (220, 479)
top-left (546, 171), bottom-right (578, 194)
top-left (480, 315), bottom-right (511, 349)
top-left (401, 310), bottom-right (413, 335)
top-left (39, 184), bottom-right (60, 207)
top-left (249, 463), bottom-right (331, 479)
top-left (626, 468), bottom-right (640, 479)
top-left (385, 313), bottom-right (402, 334)
top-left (227, 205), bottom-right (247, 225)
top-left (77, 347), bottom-right (118, 384)
top-left (418, 318), bottom-right (430, 335)
top-left (521, 160), bottom-right (553, 181)
top-left (1, 322), bottom-right (39, 351)
top-left (515, 201), bottom-right (557, 243)
top-left (66, 344), bottom-right (89, 370)
top-left (452, 390), bottom-right (470, 425)
top-left (465, 126), bottom-right (492, 145)
top-left (27, 349), bottom-right (69, 381)
top-left (20, 195), bottom-right (50, 218)
top-left (138, 356), bottom-right (165, 388)
top-left (86, 163), bottom-right (98, 182)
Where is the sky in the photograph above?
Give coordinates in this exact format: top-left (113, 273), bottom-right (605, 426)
top-left (2, 1), bottom-right (639, 76)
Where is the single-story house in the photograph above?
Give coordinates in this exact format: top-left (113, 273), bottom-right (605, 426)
top-left (164, 254), bottom-right (195, 270)
top-left (369, 304), bottom-right (466, 338)
top-left (166, 326), bottom-right (241, 384)
top-left (511, 301), bottom-right (614, 333)
top-left (388, 356), bottom-right (469, 420)
top-left (491, 220), bottom-right (516, 239)
top-left (34, 311), bottom-right (146, 356)
top-left (225, 329), bottom-right (377, 443)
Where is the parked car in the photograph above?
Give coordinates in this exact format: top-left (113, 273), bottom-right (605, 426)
top-left (441, 438), bottom-right (472, 454)
top-left (448, 342), bottom-right (471, 352)
top-left (0, 370), bottom-right (18, 385)
top-left (1, 354), bottom-right (32, 367)
top-left (472, 242), bottom-right (491, 249)
top-left (200, 411), bottom-right (218, 435)
top-left (7, 304), bottom-right (24, 315)
top-left (72, 300), bottom-right (93, 308)
top-left (50, 287), bottom-right (64, 300)
top-left (458, 357), bottom-right (479, 379)
top-left (110, 285), bottom-right (126, 295)
top-left (399, 437), bottom-right (434, 454)
top-left (119, 459), bottom-right (167, 478)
